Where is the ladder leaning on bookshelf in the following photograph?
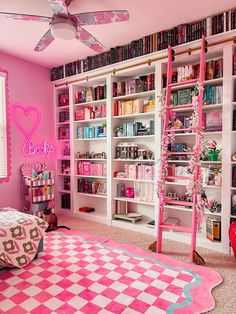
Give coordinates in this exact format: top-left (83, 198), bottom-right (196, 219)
top-left (156, 35), bottom-right (207, 261)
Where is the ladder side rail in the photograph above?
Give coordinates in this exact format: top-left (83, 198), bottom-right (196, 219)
top-left (191, 35), bottom-right (206, 260)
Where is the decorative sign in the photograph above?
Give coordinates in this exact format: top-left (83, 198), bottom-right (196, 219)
top-left (11, 104), bottom-right (53, 157)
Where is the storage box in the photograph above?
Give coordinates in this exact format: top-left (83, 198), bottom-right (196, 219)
top-left (206, 218), bottom-right (221, 241)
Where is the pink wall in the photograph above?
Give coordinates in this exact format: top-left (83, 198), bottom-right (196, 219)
top-left (0, 51), bottom-right (54, 209)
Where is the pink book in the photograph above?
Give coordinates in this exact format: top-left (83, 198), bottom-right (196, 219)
top-left (128, 164), bottom-right (137, 179)
top-left (144, 165), bottom-right (153, 180)
top-left (83, 162), bottom-right (91, 176)
top-left (101, 104), bottom-right (106, 118)
top-left (90, 164), bottom-right (98, 176)
top-left (125, 164), bottom-right (129, 178)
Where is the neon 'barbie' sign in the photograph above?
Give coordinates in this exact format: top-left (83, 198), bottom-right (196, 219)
top-left (11, 104), bottom-right (53, 157)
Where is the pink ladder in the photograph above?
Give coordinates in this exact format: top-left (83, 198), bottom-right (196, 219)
top-left (157, 36), bottom-right (207, 261)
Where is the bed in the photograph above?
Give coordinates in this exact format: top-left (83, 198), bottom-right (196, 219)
top-left (0, 208), bottom-right (48, 268)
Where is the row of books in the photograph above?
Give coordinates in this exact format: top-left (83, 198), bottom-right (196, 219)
top-left (50, 9), bottom-right (236, 81)
top-left (114, 98), bottom-right (155, 116)
top-left (163, 58), bottom-right (223, 87)
top-left (116, 182), bottom-right (154, 202)
top-left (113, 74), bottom-right (155, 97)
top-left (75, 104), bottom-right (106, 121)
top-left (172, 111), bottom-right (222, 131)
top-left (114, 163), bottom-right (155, 181)
top-left (171, 85), bottom-right (223, 106)
top-left (167, 164), bottom-right (190, 184)
top-left (61, 160), bottom-right (70, 174)
top-left (77, 162), bottom-right (107, 177)
top-left (75, 85), bottom-right (106, 104)
top-left (77, 179), bottom-right (107, 196)
top-left (61, 194), bottom-right (70, 209)
top-left (64, 178), bottom-right (70, 191)
top-left (59, 127), bottom-right (70, 140)
top-left (203, 111), bottom-right (222, 132)
top-left (77, 126), bottom-right (106, 139)
top-left (32, 186), bottom-right (54, 197)
top-left (115, 121), bottom-right (155, 137)
top-left (59, 111), bottom-right (70, 123)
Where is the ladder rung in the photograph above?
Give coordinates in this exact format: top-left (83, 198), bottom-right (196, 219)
top-left (159, 224), bottom-right (192, 233)
top-left (166, 128), bottom-right (195, 133)
top-left (165, 152), bottom-right (194, 156)
top-left (164, 198), bottom-right (193, 206)
top-left (169, 79), bottom-right (197, 88)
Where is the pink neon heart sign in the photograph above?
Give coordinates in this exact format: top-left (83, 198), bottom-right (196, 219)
top-left (11, 104), bottom-right (41, 140)
top-left (11, 104), bottom-right (53, 158)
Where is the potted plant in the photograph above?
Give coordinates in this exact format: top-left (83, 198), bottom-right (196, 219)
top-left (207, 140), bottom-right (221, 161)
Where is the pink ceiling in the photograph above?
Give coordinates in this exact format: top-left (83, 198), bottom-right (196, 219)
top-left (0, 0), bottom-right (235, 68)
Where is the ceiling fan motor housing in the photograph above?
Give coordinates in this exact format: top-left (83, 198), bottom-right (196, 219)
top-left (51, 15), bottom-right (76, 40)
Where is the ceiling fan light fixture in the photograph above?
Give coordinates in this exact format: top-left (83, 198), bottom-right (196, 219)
top-left (51, 21), bottom-right (76, 40)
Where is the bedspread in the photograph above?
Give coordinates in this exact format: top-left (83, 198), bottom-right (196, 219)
top-left (0, 209), bottom-right (48, 268)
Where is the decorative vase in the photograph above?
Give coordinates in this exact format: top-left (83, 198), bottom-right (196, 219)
top-left (229, 222), bottom-right (236, 260)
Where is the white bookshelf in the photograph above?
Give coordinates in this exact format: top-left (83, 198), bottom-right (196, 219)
top-left (53, 31), bottom-right (236, 254)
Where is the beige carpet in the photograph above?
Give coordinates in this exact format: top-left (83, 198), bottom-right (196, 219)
top-left (59, 215), bottom-right (236, 314)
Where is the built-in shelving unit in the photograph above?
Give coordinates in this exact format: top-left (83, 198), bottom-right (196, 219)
top-left (53, 31), bottom-right (236, 254)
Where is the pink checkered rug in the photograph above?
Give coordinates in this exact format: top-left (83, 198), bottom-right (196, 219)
top-left (0, 230), bottom-right (222, 314)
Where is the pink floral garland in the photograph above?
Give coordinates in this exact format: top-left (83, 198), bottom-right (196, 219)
top-left (158, 82), bottom-right (206, 231)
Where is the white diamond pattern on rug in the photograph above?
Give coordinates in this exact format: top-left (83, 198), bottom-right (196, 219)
top-left (0, 231), bottom-right (221, 314)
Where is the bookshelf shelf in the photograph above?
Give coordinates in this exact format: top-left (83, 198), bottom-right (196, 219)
top-left (76, 175), bottom-right (107, 179)
top-left (58, 190), bottom-right (71, 193)
top-left (57, 121), bottom-right (70, 125)
top-left (113, 135), bottom-right (155, 140)
top-left (74, 99), bottom-right (106, 107)
top-left (170, 78), bottom-right (223, 91)
top-left (172, 104), bottom-right (222, 113)
top-left (113, 159), bottom-right (156, 163)
top-left (54, 31), bottom-right (236, 254)
top-left (202, 185), bottom-right (222, 189)
top-left (75, 137), bottom-right (107, 141)
top-left (203, 131), bottom-right (222, 136)
top-left (56, 105), bottom-right (69, 110)
top-left (113, 90), bottom-right (155, 100)
top-left (58, 156), bottom-right (70, 160)
top-left (113, 177), bottom-right (154, 183)
top-left (113, 197), bottom-right (155, 206)
top-left (74, 117), bottom-right (106, 124)
top-left (164, 205), bottom-right (192, 212)
top-left (205, 211), bottom-right (222, 217)
top-left (75, 158), bottom-right (107, 162)
top-left (77, 192), bottom-right (107, 199)
top-left (113, 112), bottom-right (155, 119)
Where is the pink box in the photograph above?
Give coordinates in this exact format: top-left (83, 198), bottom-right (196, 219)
top-left (82, 162), bottom-right (91, 176)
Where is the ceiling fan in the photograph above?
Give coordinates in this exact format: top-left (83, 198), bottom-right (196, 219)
top-left (0, 0), bottom-right (129, 52)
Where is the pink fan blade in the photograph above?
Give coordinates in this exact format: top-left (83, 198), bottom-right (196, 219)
top-left (74, 10), bottom-right (129, 25)
top-left (34, 29), bottom-right (55, 52)
top-left (76, 26), bottom-right (104, 53)
top-left (0, 12), bottom-right (51, 22)
top-left (48, 0), bottom-right (68, 16)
